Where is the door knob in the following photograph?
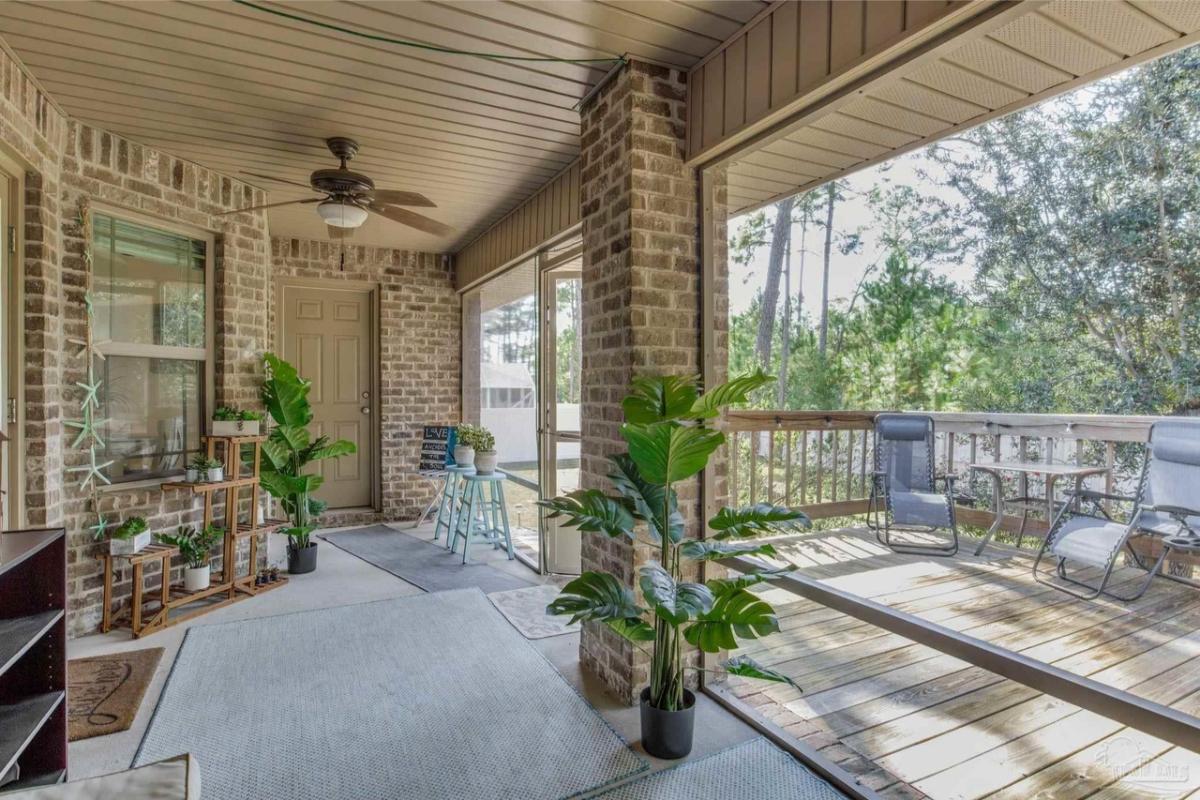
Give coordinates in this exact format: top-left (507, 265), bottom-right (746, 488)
top-left (360, 406), bottom-right (370, 415)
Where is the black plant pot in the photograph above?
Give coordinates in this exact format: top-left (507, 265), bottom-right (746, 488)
top-left (639, 687), bottom-right (696, 759)
top-left (287, 542), bottom-right (318, 575)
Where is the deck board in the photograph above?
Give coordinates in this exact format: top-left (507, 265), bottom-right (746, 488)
top-left (722, 527), bottom-right (1200, 799)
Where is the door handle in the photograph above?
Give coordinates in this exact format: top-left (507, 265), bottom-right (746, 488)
top-left (360, 406), bottom-right (370, 415)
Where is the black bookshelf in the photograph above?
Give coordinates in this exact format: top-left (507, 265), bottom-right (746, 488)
top-left (0, 529), bottom-right (67, 792)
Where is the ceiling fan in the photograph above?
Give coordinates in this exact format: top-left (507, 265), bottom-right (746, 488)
top-left (222, 137), bottom-right (453, 239)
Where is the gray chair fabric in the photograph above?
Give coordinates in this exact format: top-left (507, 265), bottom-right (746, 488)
top-left (871, 414), bottom-right (957, 555)
top-left (1037, 418), bottom-right (1200, 600)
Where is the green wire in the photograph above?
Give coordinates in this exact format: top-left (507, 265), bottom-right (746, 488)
top-left (233, 0), bottom-right (626, 66)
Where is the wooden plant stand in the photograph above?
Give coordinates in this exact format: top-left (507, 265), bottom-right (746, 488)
top-left (98, 434), bottom-right (289, 639)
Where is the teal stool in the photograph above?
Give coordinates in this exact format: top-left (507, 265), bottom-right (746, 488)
top-left (451, 473), bottom-right (513, 564)
top-left (434, 465), bottom-right (475, 547)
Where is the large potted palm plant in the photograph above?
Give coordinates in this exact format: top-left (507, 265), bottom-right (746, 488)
top-left (259, 353), bottom-right (357, 575)
top-left (540, 370), bottom-right (808, 759)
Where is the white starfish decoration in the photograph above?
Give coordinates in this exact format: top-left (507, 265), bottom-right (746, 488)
top-left (65, 417), bottom-right (106, 448)
top-left (68, 449), bottom-right (114, 489)
top-left (76, 378), bottom-right (103, 410)
top-left (88, 511), bottom-right (110, 540)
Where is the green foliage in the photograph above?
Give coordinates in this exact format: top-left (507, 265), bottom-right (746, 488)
top-left (213, 406), bottom-right (260, 422)
top-left (259, 353), bottom-right (356, 550)
top-left (456, 423), bottom-right (494, 451)
top-left (109, 516), bottom-right (147, 541)
top-left (158, 523), bottom-right (224, 569)
top-left (540, 372), bottom-right (810, 711)
top-left (726, 45), bottom-right (1200, 417)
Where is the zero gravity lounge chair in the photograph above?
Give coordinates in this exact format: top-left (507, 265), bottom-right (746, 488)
top-left (868, 414), bottom-right (960, 556)
top-left (1033, 419), bottom-right (1200, 601)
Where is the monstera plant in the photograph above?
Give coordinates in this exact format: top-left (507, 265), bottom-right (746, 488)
top-left (540, 370), bottom-right (809, 759)
top-left (259, 353), bottom-right (357, 575)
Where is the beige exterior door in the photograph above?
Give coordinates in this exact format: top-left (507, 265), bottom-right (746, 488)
top-left (279, 283), bottom-right (375, 509)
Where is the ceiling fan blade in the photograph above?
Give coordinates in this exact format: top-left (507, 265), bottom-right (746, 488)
top-left (239, 171), bottom-right (314, 191)
top-left (217, 197), bottom-right (321, 215)
top-left (372, 189), bottom-right (436, 208)
top-left (366, 201), bottom-right (454, 236)
top-left (327, 224), bottom-right (356, 241)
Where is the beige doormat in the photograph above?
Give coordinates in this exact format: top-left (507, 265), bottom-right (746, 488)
top-left (68, 647), bottom-right (164, 741)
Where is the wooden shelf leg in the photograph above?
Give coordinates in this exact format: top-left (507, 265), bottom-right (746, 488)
top-left (131, 561), bottom-right (144, 637)
top-left (101, 554), bottom-right (113, 633)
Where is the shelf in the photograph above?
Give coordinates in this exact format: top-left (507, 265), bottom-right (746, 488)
top-left (0, 611), bottom-right (62, 677)
top-left (202, 434), bottom-right (266, 444)
top-left (160, 477), bottom-right (259, 493)
top-left (233, 519), bottom-right (290, 538)
top-left (0, 692), bottom-right (64, 778)
top-left (1, 768), bottom-right (66, 792)
top-left (0, 531), bottom-right (64, 579)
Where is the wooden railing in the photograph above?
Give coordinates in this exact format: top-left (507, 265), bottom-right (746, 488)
top-left (718, 409), bottom-right (1166, 536)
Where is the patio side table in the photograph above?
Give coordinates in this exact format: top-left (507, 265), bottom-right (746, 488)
top-left (968, 461), bottom-right (1109, 556)
top-left (412, 469), bottom-right (448, 529)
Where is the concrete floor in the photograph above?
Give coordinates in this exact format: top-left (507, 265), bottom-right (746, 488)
top-left (68, 521), bottom-right (759, 792)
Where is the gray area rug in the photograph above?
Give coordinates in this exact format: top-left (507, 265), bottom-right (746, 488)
top-left (135, 589), bottom-right (646, 799)
top-left (321, 525), bottom-right (534, 593)
top-left (593, 739), bottom-right (845, 799)
top-left (489, 584), bottom-right (581, 639)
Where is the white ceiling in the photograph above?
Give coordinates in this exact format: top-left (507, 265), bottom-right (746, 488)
top-left (726, 0), bottom-right (1200, 217)
top-left (0, 0), bottom-right (768, 252)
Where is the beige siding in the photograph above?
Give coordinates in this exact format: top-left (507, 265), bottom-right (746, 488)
top-left (686, 0), bottom-right (977, 165)
top-left (454, 161), bottom-right (580, 290)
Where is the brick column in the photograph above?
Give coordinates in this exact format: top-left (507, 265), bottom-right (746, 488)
top-left (578, 60), bottom-right (701, 704)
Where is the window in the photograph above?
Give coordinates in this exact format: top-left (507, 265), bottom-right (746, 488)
top-left (92, 213), bottom-right (211, 483)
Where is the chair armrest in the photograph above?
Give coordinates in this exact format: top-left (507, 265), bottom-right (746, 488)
top-left (1064, 488), bottom-right (1135, 503)
top-left (1142, 503), bottom-right (1200, 519)
top-left (936, 473), bottom-right (959, 487)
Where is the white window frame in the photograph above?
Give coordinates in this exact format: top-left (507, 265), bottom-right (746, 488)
top-left (91, 203), bottom-right (215, 489)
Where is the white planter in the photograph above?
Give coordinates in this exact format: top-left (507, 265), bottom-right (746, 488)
top-left (474, 450), bottom-right (498, 474)
top-left (110, 531), bottom-right (151, 556)
top-left (206, 467), bottom-right (224, 483)
top-left (185, 468), bottom-right (199, 483)
top-left (453, 445), bottom-right (475, 467)
top-left (184, 565), bottom-right (211, 592)
top-left (212, 419), bottom-right (260, 437)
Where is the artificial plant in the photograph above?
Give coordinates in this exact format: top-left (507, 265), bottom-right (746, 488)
top-left (108, 516), bottom-right (147, 542)
top-left (540, 370), bottom-right (809, 711)
top-left (259, 353), bottom-right (356, 550)
top-left (158, 523), bottom-right (224, 568)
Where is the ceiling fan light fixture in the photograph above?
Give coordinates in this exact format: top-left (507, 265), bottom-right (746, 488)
top-left (317, 199), bottom-right (368, 228)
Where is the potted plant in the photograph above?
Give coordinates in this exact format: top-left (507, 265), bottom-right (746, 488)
top-left (185, 454), bottom-right (207, 483)
top-left (259, 353), bottom-right (356, 575)
top-left (472, 426), bottom-right (498, 474)
top-left (540, 370), bottom-right (808, 759)
top-left (158, 523), bottom-right (224, 592)
top-left (212, 406), bottom-right (262, 436)
top-left (454, 423), bottom-right (479, 467)
top-left (107, 516), bottom-right (151, 556)
top-left (198, 456), bottom-right (224, 483)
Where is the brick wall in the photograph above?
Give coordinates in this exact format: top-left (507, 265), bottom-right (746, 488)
top-left (269, 237), bottom-right (460, 527)
top-left (578, 60), bottom-right (701, 705)
top-left (1, 44), bottom-right (457, 636)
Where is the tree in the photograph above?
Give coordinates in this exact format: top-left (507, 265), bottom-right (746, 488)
top-left (756, 197), bottom-right (795, 367)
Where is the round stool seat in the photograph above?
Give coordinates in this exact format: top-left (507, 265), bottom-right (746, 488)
top-left (448, 464), bottom-right (476, 474)
top-left (463, 472), bottom-right (505, 482)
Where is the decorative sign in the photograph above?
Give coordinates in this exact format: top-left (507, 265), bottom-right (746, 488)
top-left (419, 425), bottom-right (457, 471)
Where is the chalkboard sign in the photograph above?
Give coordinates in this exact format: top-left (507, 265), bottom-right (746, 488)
top-left (419, 425), bottom-right (457, 471)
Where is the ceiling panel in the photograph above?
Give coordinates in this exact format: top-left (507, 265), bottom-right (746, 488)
top-left (726, 0), bottom-right (1200, 218)
top-left (0, 0), bottom-right (768, 253)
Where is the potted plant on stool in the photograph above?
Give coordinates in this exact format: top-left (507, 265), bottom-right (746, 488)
top-left (199, 456), bottom-right (224, 483)
top-left (472, 427), bottom-right (498, 474)
top-left (540, 370), bottom-right (808, 759)
top-left (454, 423), bottom-right (479, 467)
top-left (259, 353), bottom-right (357, 575)
top-left (158, 523), bottom-right (224, 591)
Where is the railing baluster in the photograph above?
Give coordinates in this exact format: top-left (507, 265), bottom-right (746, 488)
top-left (784, 430), bottom-right (793, 505)
top-left (800, 431), bottom-right (809, 506)
top-left (859, 429), bottom-right (868, 498)
top-left (767, 430), bottom-right (776, 505)
top-left (816, 431), bottom-right (824, 504)
top-left (846, 430), bottom-right (855, 500)
top-left (749, 431), bottom-right (758, 505)
top-left (730, 431), bottom-right (740, 506)
top-left (831, 431), bottom-right (840, 502)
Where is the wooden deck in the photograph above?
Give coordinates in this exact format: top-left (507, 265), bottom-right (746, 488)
top-left (722, 527), bottom-right (1200, 799)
